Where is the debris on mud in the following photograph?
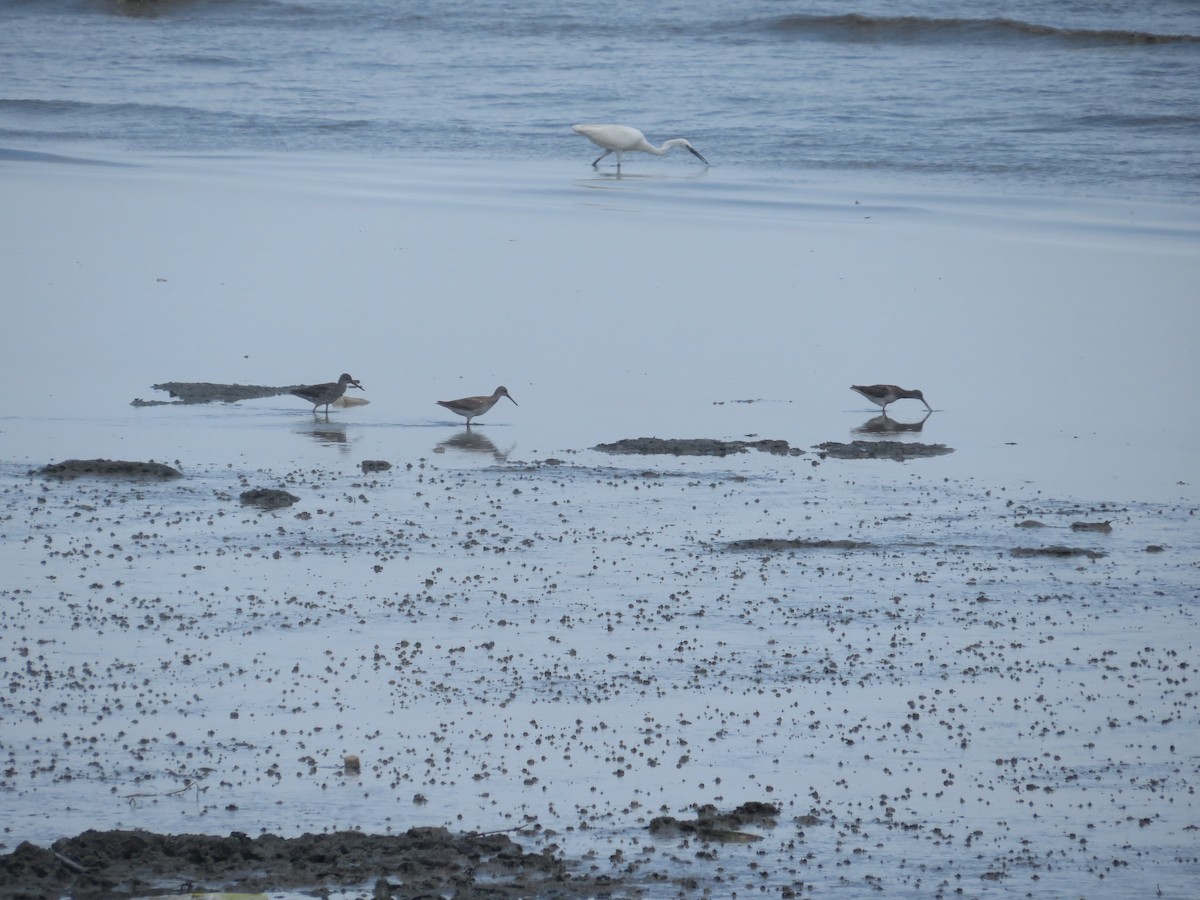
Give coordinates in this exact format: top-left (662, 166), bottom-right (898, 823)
top-left (648, 801), bottom-right (780, 843)
top-left (0, 827), bottom-right (623, 900)
top-left (239, 487), bottom-right (300, 510)
top-left (594, 437), bottom-right (804, 457)
top-left (1011, 545), bottom-right (1107, 559)
top-left (38, 458), bottom-right (183, 480)
top-left (131, 382), bottom-right (299, 406)
top-left (724, 538), bottom-right (874, 552)
top-left (814, 440), bottom-right (953, 460)
top-left (361, 459), bottom-right (393, 473)
top-left (1015, 520), bottom-right (1048, 528)
top-left (1071, 520), bottom-right (1113, 532)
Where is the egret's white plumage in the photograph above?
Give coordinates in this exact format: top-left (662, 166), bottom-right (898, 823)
top-left (572, 124), bottom-right (708, 170)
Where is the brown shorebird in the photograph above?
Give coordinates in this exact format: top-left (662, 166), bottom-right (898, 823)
top-left (291, 373), bottom-right (363, 414)
top-left (851, 384), bottom-right (932, 413)
top-left (436, 386), bottom-right (517, 426)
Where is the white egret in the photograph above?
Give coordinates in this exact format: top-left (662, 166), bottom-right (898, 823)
top-left (571, 124), bottom-right (708, 171)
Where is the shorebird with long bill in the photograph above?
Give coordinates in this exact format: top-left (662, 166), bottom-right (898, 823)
top-left (851, 384), bottom-right (932, 413)
top-left (436, 386), bottom-right (517, 427)
top-left (291, 373), bottom-right (363, 414)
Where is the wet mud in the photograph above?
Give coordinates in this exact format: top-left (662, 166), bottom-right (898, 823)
top-left (814, 440), bottom-right (953, 460)
top-left (724, 538), bottom-right (874, 552)
top-left (1010, 544), bottom-right (1107, 559)
top-left (38, 459), bottom-right (183, 480)
top-left (0, 827), bottom-right (621, 900)
top-left (130, 383), bottom-right (299, 407)
top-left (239, 488), bottom-right (301, 510)
top-left (1, 439), bottom-right (1196, 899)
top-left (647, 801), bottom-right (781, 843)
top-left (594, 437), bottom-right (805, 457)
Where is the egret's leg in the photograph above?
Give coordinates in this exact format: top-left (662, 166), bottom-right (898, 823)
top-left (591, 149), bottom-right (612, 167)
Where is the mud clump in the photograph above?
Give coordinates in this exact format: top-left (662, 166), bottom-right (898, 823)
top-left (594, 437), bottom-right (805, 457)
top-left (38, 458), bottom-right (182, 480)
top-left (0, 827), bottom-right (620, 899)
top-left (648, 801), bottom-right (780, 843)
top-left (725, 538), bottom-right (874, 551)
top-left (361, 459), bottom-right (393, 473)
top-left (1011, 545), bottom-right (1107, 559)
top-left (1071, 520), bottom-right (1113, 533)
top-left (131, 382), bottom-right (298, 406)
top-left (815, 440), bottom-right (953, 461)
top-left (239, 488), bottom-right (300, 510)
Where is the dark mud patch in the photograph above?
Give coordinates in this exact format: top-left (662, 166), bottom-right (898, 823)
top-left (0, 827), bottom-right (630, 899)
top-left (1011, 545), bottom-right (1107, 559)
top-left (131, 382), bottom-right (299, 406)
top-left (38, 459), bottom-right (182, 480)
top-left (361, 459), bottom-right (393, 473)
top-left (815, 440), bottom-right (953, 460)
top-left (239, 487), bottom-right (300, 510)
top-left (725, 538), bottom-right (875, 552)
top-left (594, 437), bottom-right (805, 457)
top-left (648, 801), bottom-right (780, 844)
top-left (1071, 520), bottom-right (1113, 532)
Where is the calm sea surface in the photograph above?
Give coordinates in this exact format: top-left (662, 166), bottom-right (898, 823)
top-left (2, 0), bottom-right (1198, 200)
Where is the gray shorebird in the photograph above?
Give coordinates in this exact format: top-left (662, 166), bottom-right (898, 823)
top-left (436, 386), bottom-right (517, 426)
top-left (851, 384), bottom-right (932, 413)
top-left (291, 373), bottom-right (363, 414)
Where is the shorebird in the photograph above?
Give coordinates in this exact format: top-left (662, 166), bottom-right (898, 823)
top-left (436, 386), bottom-right (517, 426)
top-left (291, 373), bottom-right (363, 414)
top-left (572, 124), bottom-right (708, 171)
top-left (851, 384), bottom-right (932, 413)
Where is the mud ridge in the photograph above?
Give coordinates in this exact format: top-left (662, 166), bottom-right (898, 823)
top-left (38, 459), bottom-right (183, 480)
top-left (131, 382), bottom-right (300, 406)
top-left (0, 827), bottom-right (637, 900)
top-left (724, 537), bottom-right (875, 551)
top-left (814, 440), bottom-right (953, 460)
top-left (594, 437), bottom-right (805, 457)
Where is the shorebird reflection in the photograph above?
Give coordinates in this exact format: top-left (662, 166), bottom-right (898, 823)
top-left (298, 424), bottom-right (352, 449)
top-left (436, 430), bottom-right (512, 462)
top-left (853, 412), bottom-right (932, 435)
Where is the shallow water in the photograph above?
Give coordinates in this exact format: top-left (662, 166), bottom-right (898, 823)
top-left (2, 0), bottom-right (1199, 201)
top-left (3, 151), bottom-right (1197, 501)
top-left (1, 153), bottom-right (1198, 897)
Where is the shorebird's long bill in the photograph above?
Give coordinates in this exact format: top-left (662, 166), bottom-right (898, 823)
top-left (689, 146), bottom-right (709, 165)
top-left (507, 395), bottom-right (519, 406)
top-left (350, 381), bottom-right (364, 390)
